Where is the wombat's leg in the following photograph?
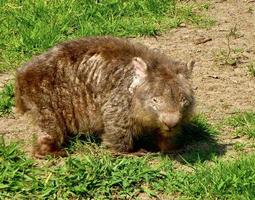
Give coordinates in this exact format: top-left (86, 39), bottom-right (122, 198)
top-left (34, 109), bottom-right (68, 158)
top-left (101, 117), bottom-right (134, 153)
top-left (34, 135), bottom-right (67, 158)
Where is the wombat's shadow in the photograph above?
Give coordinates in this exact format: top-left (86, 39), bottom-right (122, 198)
top-left (134, 118), bottom-right (228, 165)
top-left (171, 122), bottom-right (227, 165)
top-left (133, 116), bottom-right (227, 164)
top-left (67, 118), bottom-right (228, 165)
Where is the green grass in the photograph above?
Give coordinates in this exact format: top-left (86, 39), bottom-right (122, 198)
top-left (0, 82), bottom-right (14, 116)
top-left (172, 154), bottom-right (255, 200)
top-left (0, 138), bottom-right (165, 199)
top-left (178, 115), bottom-right (220, 164)
top-left (227, 111), bottom-right (255, 138)
top-left (233, 142), bottom-right (246, 152)
top-left (0, 0), bottom-right (214, 72)
top-left (1, 136), bottom-right (255, 199)
top-left (247, 62), bottom-right (255, 77)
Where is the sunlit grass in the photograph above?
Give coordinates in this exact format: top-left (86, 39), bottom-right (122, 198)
top-left (0, 0), bottom-right (214, 72)
top-left (0, 82), bottom-right (14, 116)
top-left (227, 111), bottom-right (255, 138)
top-left (1, 136), bottom-right (254, 199)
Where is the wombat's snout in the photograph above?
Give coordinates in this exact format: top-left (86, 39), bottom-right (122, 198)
top-left (159, 112), bottom-right (180, 129)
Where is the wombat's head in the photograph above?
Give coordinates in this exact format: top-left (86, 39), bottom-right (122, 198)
top-left (130, 57), bottom-right (195, 135)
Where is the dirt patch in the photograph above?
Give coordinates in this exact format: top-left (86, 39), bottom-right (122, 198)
top-left (0, 0), bottom-right (254, 159)
top-left (0, 72), bottom-right (14, 89)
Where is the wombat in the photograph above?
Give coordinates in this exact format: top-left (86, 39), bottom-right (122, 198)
top-left (15, 36), bottom-right (195, 157)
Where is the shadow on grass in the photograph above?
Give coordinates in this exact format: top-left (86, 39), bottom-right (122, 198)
top-left (65, 115), bottom-right (228, 165)
top-left (135, 115), bottom-right (228, 165)
top-left (171, 115), bottom-right (228, 165)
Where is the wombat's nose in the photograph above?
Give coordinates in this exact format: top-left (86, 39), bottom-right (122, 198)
top-left (159, 112), bottom-right (180, 129)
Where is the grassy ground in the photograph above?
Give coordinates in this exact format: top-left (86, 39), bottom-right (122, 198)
top-left (0, 82), bottom-right (14, 117)
top-left (1, 0), bottom-right (255, 199)
top-left (1, 130), bottom-right (255, 199)
top-left (226, 112), bottom-right (255, 138)
top-left (0, 0), bottom-right (213, 72)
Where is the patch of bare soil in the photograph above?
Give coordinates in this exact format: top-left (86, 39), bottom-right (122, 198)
top-left (0, 0), bottom-right (254, 160)
top-left (136, 0), bottom-right (255, 162)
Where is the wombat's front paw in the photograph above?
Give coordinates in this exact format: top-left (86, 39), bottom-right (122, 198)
top-left (33, 135), bottom-right (67, 158)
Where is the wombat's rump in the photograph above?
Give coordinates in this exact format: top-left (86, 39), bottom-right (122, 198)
top-left (15, 36), bottom-right (195, 157)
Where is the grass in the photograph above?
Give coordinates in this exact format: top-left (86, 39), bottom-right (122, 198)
top-left (1, 136), bottom-right (255, 199)
top-left (0, 138), bottom-right (165, 199)
top-left (247, 62), bottom-right (255, 77)
top-left (173, 154), bottom-right (255, 199)
top-left (0, 82), bottom-right (14, 116)
top-left (233, 142), bottom-right (246, 152)
top-left (176, 115), bottom-right (221, 164)
top-left (227, 111), bottom-right (255, 138)
top-left (0, 0), bottom-right (214, 72)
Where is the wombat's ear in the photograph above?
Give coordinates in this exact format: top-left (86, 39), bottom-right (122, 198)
top-left (132, 57), bottom-right (148, 78)
top-left (177, 60), bottom-right (195, 78)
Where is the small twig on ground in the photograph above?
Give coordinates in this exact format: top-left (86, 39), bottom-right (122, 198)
top-left (194, 37), bottom-right (212, 45)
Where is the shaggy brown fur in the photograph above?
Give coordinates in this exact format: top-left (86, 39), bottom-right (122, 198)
top-left (15, 36), bottom-right (195, 157)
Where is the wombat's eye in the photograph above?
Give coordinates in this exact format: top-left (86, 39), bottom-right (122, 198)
top-left (181, 97), bottom-right (189, 107)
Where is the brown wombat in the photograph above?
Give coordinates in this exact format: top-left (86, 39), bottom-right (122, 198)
top-left (15, 36), bottom-right (195, 157)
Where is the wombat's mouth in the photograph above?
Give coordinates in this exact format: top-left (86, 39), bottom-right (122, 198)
top-left (160, 123), bottom-right (171, 131)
